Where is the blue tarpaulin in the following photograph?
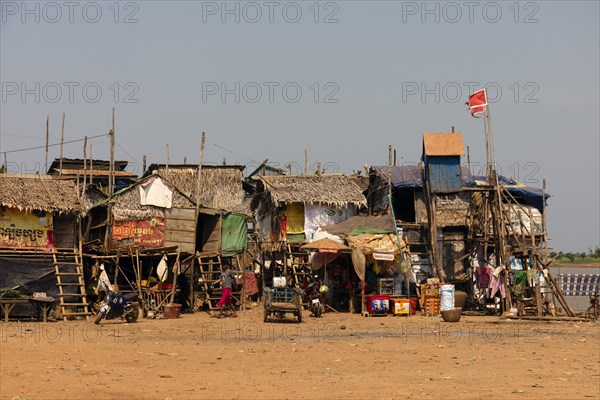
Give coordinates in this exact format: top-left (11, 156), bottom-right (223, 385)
top-left (375, 165), bottom-right (475, 188)
top-left (472, 175), bottom-right (550, 211)
top-left (504, 186), bottom-right (550, 212)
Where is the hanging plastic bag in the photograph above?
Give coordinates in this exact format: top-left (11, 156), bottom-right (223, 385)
top-left (157, 255), bottom-right (169, 282)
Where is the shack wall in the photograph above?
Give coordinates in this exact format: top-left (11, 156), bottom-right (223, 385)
top-left (164, 207), bottom-right (196, 253)
top-left (425, 156), bottom-right (462, 193)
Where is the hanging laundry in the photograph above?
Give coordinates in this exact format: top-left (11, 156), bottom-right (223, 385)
top-left (489, 273), bottom-right (506, 299)
top-left (477, 267), bottom-right (491, 289)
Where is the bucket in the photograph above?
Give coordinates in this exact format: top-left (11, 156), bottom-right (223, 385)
top-left (163, 303), bottom-right (181, 319)
top-left (273, 277), bottom-right (286, 288)
top-left (409, 297), bottom-right (418, 315)
top-left (440, 284), bottom-right (455, 311)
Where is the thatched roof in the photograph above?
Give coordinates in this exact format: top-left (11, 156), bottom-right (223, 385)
top-left (81, 185), bottom-right (108, 211)
top-left (0, 175), bottom-right (83, 214)
top-left (229, 198), bottom-right (253, 217)
top-left (106, 174), bottom-right (196, 221)
top-left (144, 164), bottom-right (245, 211)
top-left (253, 174), bottom-right (367, 208)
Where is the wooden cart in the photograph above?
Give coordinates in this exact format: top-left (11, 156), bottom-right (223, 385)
top-left (263, 287), bottom-right (303, 323)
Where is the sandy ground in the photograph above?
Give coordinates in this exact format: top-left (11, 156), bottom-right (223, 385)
top-left (1, 308), bottom-right (599, 400)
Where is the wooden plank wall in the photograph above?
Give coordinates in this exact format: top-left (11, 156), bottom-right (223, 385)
top-left (199, 213), bottom-right (222, 253)
top-left (164, 208), bottom-right (196, 253)
top-left (53, 214), bottom-right (76, 249)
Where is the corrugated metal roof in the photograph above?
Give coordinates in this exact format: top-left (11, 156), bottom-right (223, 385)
top-left (423, 133), bottom-right (464, 156)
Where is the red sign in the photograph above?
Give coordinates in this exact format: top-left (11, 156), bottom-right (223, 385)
top-left (112, 218), bottom-right (164, 248)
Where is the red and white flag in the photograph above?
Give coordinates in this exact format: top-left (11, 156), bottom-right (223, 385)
top-left (466, 89), bottom-right (487, 118)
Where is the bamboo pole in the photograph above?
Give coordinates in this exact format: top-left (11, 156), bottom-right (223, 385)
top-left (83, 136), bottom-right (87, 189)
top-left (109, 108), bottom-right (115, 196)
top-left (304, 149), bottom-right (308, 174)
top-left (169, 251), bottom-right (181, 304)
top-left (196, 132), bottom-right (205, 206)
top-left (542, 179), bottom-right (548, 257)
top-left (59, 113), bottom-right (65, 176)
top-left (388, 145), bottom-right (393, 210)
top-left (45, 114), bottom-right (49, 171)
top-left (166, 144), bottom-right (170, 173)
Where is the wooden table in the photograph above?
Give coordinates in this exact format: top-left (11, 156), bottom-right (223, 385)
top-left (0, 298), bottom-right (30, 322)
top-left (29, 297), bottom-right (56, 322)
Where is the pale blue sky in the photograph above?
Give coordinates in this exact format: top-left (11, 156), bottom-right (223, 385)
top-left (1, 0), bottom-right (599, 252)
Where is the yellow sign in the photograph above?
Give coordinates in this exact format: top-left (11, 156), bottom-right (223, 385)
top-left (0, 207), bottom-right (53, 248)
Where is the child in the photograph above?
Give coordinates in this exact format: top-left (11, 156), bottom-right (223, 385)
top-left (215, 260), bottom-right (237, 318)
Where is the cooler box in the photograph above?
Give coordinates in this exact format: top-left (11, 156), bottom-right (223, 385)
top-left (366, 294), bottom-right (390, 315)
top-left (391, 299), bottom-right (410, 316)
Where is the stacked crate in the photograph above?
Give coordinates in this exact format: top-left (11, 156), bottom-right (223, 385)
top-left (420, 283), bottom-right (440, 316)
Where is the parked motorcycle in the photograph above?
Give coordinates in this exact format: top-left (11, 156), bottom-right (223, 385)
top-left (94, 291), bottom-right (141, 324)
top-left (306, 276), bottom-right (325, 318)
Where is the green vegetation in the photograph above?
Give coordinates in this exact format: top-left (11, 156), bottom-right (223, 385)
top-left (550, 246), bottom-right (600, 264)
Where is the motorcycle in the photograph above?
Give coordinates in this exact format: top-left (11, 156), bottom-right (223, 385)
top-left (306, 276), bottom-right (325, 318)
top-left (94, 291), bottom-right (141, 324)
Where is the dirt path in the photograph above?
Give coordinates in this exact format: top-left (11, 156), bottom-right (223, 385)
top-left (1, 309), bottom-right (599, 400)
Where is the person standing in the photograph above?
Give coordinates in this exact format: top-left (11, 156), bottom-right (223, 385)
top-left (215, 260), bottom-right (237, 318)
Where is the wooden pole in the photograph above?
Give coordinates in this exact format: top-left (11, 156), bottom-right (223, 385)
top-left (542, 179), bottom-right (548, 257)
top-left (59, 113), bottom-right (65, 176)
top-left (466, 146), bottom-right (471, 176)
top-left (393, 149), bottom-right (397, 166)
top-left (109, 108), bottom-right (115, 197)
top-left (45, 114), bottom-right (49, 171)
top-left (83, 136), bottom-right (87, 188)
top-left (166, 144), bottom-right (170, 172)
top-left (388, 145), bottom-right (393, 206)
top-left (89, 144), bottom-right (93, 186)
top-left (304, 149), bottom-right (308, 174)
top-left (169, 251), bottom-right (181, 304)
top-left (196, 132), bottom-right (206, 206)
top-left (143, 154), bottom-right (147, 173)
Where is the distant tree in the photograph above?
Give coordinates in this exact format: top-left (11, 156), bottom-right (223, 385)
top-left (594, 246), bottom-right (600, 259)
top-left (565, 252), bottom-right (575, 262)
top-left (549, 251), bottom-right (557, 258)
top-left (579, 252), bottom-right (587, 259)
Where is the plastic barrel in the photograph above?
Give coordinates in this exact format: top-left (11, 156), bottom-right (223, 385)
top-left (440, 284), bottom-right (455, 311)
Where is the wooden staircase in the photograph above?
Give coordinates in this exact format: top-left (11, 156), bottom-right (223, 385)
top-left (196, 253), bottom-right (243, 312)
top-left (53, 249), bottom-right (91, 321)
top-left (286, 243), bottom-right (313, 308)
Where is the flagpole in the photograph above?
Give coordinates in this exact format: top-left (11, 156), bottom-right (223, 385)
top-left (483, 90), bottom-right (494, 182)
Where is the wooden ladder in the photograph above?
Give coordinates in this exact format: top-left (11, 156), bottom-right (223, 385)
top-left (53, 249), bottom-right (91, 321)
top-left (286, 243), bottom-right (313, 308)
top-left (196, 254), bottom-right (223, 312)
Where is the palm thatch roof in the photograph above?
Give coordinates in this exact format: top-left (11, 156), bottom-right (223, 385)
top-left (81, 185), bottom-right (108, 211)
top-left (0, 175), bottom-right (83, 214)
top-left (144, 164), bottom-right (245, 211)
top-left (252, 174), bottom-right (367, 209)
top-left (104, 174), bottom-right (196, 221)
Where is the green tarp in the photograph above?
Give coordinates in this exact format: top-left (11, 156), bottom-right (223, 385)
top-left (221, 212), bottom-right (248, 256)
top-left (286, 233), bottom-right (306, 243)
top-left (349, 226), bottom-right (394, 236)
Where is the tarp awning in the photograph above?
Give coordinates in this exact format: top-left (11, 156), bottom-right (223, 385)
top-left (221, 212), bottom-right (247, 256)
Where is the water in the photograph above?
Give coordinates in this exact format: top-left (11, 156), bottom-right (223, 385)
top-left (549, 265), bottom-right (600, 312)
